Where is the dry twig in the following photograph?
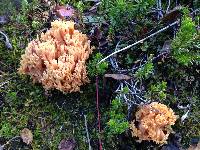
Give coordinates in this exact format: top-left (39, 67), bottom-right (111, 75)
top-left (98, 21), bottom-right (179, 64)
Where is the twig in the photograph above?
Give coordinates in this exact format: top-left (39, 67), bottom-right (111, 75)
top-left (116, 78), bottom-right (148, 107)
top-left (0, 31), bottom-right (12, 49)
top-left (0, 136), bottom-right (20, 150)
top-left (84, 115), bottom-right (92, 150)
top-left (175, 0), bottom-right (178, 7)
top-left (191, 8), bottom-right (200, 15)
top-left (96, 76), bottom-right (103, 150)
top-left (0, 81), bottom-right (9, 88)
top-left (0, 77), bottom-right (15, 88)
top-left (109, 41), bottom-right (121, 70)
top-left (166, 0), bottom-right (171, 13)
top-left (98, 21), bottom-right (179, 64)
top-left (157, 0), bottom-right (163, 19)
top-left (177, 104), bottom-right (190, 110)
top-left (181, 109), bottom-right (190, 123)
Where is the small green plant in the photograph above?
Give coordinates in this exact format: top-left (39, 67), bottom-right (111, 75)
top-left (101, 0), bottom-right (155, 33)
top-left (76, 1), bottom-right (84, 13)
top-left (146, 81), bottom-right (167, 101)
top-left (107, 99), bottom-right (129, 135)
top-left (31, 20), bottom-right (41, 29)
top-left (121, 86), bottom-right (129, 94)
top-left (135, 55), bottom-right (154, 79)
top-left (87, 53), bottom-right (108, 77)
top-left (171, 9), bottom-right (200, 66)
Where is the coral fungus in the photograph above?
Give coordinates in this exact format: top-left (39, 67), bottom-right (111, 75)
top-left (130, 102), bottom-right (177, 144)
top-left (18, 20), bottom-right (93, 93)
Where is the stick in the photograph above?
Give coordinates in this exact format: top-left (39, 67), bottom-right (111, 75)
top-left (84, 115), bottom-right (92, 150)
top-left (97, 21), bottom-right (179, 65)
top-left (96, 76), bottom-right (103, 150)
top-left (0, 136), bottom-right (20, 149)
top-left (166, 0), bottom-right (171, 13)
top-left (0, 31), bottom-right (12, 49)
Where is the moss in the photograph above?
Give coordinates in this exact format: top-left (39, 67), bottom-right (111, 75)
top-left (0, 72), bottom-right (100, 148)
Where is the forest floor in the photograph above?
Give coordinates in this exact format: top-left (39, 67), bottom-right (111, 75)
top-left (0, 0), bottom-right (199, 150)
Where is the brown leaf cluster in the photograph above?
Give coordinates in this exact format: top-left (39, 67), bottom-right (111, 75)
top-left (18, 20), bottom-right (93, 93)
top-left (130, 102), bottom-right (177, 144)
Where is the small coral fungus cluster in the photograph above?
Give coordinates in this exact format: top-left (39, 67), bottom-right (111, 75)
top-left (18, 20), bottom-right (93, 93)
top-left (130, 102), bottom-right (177, 144)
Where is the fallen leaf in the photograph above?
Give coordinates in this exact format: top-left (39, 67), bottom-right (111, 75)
top-left (54, 5), bottom-right (75, 19)
top-left (161, 6), bottom-right (182, 24)
top-left (104, 74), bottom-right (131, 80)
top-left (58, 139), bottom-right (76, 150)
top-left (20, 128), bottom-right (33, 145)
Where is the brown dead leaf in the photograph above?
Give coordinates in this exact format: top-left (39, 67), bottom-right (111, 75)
top-left (161, 6), bottom-right (182, 24)
top-left (20, 128), bottom-right (33, 145)
top-left (54, 5), bottom-right (75, 19)
top-left (104, 74), bottom-right (131, 80)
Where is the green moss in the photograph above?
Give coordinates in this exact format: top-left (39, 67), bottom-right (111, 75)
top-left (0, 72), bottom-right (100, 148)
top-left (0, 122), bottom-right (15, 138)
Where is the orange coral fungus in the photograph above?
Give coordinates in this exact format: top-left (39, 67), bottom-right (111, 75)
top-left (130, 102), bottom-right (177, 144)
top-left (18, 20), bottom-right (93, 93)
